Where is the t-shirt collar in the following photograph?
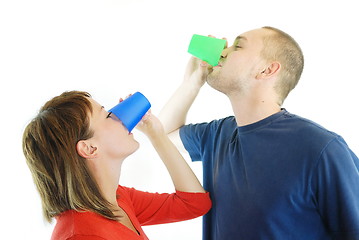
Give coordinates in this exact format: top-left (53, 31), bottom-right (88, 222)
top-left (236, 108), bottom-right (287, 134)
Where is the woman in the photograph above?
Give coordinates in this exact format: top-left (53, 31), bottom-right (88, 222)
top-left (22, 91), bottom-right (211, 240)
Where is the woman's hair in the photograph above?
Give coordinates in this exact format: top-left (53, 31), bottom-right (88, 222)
top-left (22, 91), bottom-right (118, 222)
top-left (261, 26), bottom-right (304, 105)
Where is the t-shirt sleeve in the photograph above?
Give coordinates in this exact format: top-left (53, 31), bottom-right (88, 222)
top-left (67, 235), bottom-right (106, 240)
top-left (122, 187), bottom-right (211, 226)
top-left (312, 136), bottom-right (359, 238)
top-left (180, 120), bottom-right (220, 162)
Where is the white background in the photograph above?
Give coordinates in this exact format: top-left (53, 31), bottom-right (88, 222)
top-left (1, 0), bottom-right (358, 239)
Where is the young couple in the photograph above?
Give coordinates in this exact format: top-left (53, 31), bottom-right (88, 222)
top-left (23, 26), bottom-right (359, 240)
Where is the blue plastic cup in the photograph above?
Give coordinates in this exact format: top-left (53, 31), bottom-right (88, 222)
top-left (108, 92), bottom-right (151, 132)
top-left (187, 34), bottom-right (226, 66)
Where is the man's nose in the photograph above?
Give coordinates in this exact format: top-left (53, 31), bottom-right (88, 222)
top-left (221, 47), bottom-right (230, 58)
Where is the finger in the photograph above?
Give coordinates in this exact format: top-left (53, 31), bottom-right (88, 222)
top-left (141, 114), bottom-right (149, 121)
top-left (144, 110), bottom-right (152, 119)
top-left (200, 60), bottom-right (208, 67)
top-left (222, 37), bottom-right (228, 48)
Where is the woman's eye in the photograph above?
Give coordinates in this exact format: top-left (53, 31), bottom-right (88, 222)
top-left (106, 112), bottom-right (112, 118)
top-left (235, 45), bottom-right (242, 49)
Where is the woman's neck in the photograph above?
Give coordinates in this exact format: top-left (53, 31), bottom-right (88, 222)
top-left (89, 158), bottom-right (123, 207)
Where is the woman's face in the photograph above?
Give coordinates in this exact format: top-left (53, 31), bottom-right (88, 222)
top-left (87, 98), bottom-right (139, 160)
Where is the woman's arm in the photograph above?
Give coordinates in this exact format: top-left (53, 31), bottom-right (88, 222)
top-left (119, 186), bottom-right (211, 226)
top-left (136, 111), bottom-right (205, 193)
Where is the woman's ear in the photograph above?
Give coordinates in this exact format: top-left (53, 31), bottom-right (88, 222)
top-left (76, 140), bottom-right (98, 159)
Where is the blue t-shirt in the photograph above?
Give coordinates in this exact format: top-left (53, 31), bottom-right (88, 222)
top-left (180, 110), bottom-right (359, 240)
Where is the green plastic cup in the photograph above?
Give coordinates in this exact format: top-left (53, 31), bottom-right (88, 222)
top-left (187, 34), bottom-right (226, 66)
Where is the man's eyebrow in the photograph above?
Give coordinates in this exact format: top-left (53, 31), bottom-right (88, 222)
top-left (235, 36), bottom-right (247, 42)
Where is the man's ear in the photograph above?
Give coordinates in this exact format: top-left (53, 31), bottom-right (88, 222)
top-left (257, 61), bottom-right (281, 79)
top-left (76, 140), bottom-right (98, 159)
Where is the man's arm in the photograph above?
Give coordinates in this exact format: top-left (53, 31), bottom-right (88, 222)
top-left (159, 57), bottom-right (211, 145)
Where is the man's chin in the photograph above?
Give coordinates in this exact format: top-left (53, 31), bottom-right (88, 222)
top-left (206, 71), bottom-right (218, 84)
top-left (206, 77), bottom-right (218, 89)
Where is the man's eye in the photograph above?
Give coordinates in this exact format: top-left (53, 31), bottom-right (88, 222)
top-left (235, 45), bottom-right (242, 49)
top-left (106, 112), bottom-right (112, 118)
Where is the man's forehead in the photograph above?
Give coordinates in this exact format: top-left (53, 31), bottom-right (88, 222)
top-left (235, 29), bottom-right (266, 42)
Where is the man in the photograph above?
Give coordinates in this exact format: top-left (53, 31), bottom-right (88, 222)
top-left (159, 26), bottom-right (359, 239)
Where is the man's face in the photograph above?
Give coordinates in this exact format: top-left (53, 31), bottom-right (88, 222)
top-left (207, 28), bottom-right (268, 95)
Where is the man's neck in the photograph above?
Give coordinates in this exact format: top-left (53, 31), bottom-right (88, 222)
top-left (228, 94), bottom-right (281, 127)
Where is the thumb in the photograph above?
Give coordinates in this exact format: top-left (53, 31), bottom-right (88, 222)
top-left (198, 61), bottom-right (212, 77)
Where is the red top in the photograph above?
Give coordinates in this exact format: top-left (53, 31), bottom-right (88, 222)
top-left (51, 185), bottom-right (211, 240)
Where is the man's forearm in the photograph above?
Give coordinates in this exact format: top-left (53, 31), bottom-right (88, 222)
top-left (159, 81), bottom-right (202, 134)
